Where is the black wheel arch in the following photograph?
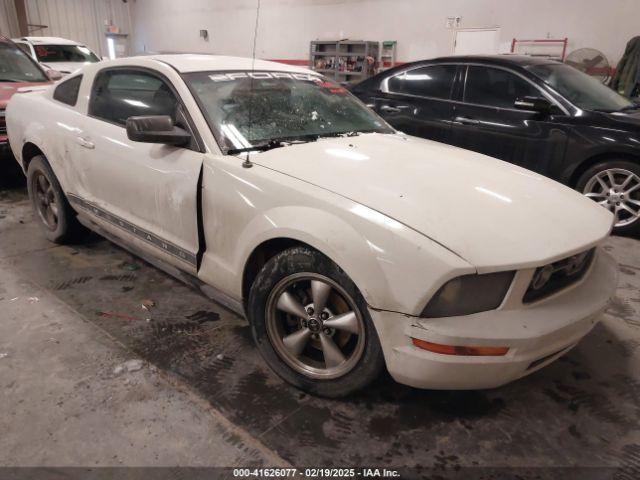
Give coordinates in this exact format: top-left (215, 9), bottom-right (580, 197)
top-left (568, 151), bottom-right (640, 187)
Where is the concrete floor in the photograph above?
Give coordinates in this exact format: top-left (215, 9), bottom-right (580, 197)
top-left (1, 162), bottom-right (640, 478)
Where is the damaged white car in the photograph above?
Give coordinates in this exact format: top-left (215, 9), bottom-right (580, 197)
top-left (7, 55), bottom-right (618, 396)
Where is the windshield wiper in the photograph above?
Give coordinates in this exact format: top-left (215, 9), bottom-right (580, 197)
top-left (227, 137), bottom-right (316, 155)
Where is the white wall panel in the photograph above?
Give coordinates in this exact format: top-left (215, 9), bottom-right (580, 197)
top-left (0, 0), bottom-right (19, 37)
top-left (22, 0), bottom-right (131, 56)
top-left (130, 0), bottom-right (638, 66)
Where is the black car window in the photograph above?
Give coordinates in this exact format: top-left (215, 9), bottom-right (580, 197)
top-left (89, 69), bottom-right (178, 126)
top-left (464, 66), bottom-right (540, 109)
top-left (388, 65), bottom-right (456, 99)
top-left (53, 75), bottom-right (82, 106)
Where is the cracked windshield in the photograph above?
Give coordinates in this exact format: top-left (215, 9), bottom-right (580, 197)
top-left (184, 71), bottom-right (392, 152)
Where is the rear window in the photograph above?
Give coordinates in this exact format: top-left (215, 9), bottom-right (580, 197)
top-left (34, 44), bottom-right (99, 63)
top-left (53, 75), bottom-right (82, 106)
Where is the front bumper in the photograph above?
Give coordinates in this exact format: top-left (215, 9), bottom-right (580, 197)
top-left (369, 249), bottom-right (618, 390)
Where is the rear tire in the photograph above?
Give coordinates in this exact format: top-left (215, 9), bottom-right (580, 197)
top-left (247, 246), bottom-right (385, 397)
top-left (27, 155), bottom-right (86, 244)
top-left (576, 159), bottom-right (640, 236)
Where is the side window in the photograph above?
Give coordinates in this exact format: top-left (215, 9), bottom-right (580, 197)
top-left (89, 69), bottom-right (178, 126)
top-left (464, 66), bottom-right (541, 109)
top-left (53, 75), bottom-right (82, 106)
top-left (387, 65), bottom-right (457, 99)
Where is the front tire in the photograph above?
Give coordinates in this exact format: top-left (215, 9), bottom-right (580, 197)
top-left (577, 159), bottom-right (640, 236)
top-left (247, 246), bottom-right (385, 397)
top-left (27, 155), bottom-right (85, 244)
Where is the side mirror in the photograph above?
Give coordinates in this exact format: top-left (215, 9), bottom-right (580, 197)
top-left (46, 69), bottom-right (63, 81)
top-left (126, 115), bottom-right (191, 146)
top-left (514, 96), bottom-right (552, 113)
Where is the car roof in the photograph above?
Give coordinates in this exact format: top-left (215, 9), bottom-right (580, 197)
top-left (422, 54), bottom-right (562, 68)
top-left (14, 36), bottom-right (83, 46)
top-left (112, 54), bottom-right (315, 74)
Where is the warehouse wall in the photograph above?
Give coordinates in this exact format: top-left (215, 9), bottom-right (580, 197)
top-left (0, 0), bottom-right (131, 57)
top-left (129, 0), bottom-right (639, 66)
top-left (0, 0), bottom-right (19, 37)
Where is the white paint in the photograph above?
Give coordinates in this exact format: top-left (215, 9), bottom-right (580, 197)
top-left (129, 0), bottom-right (638, 65)
top-left (6, 54), bottom-right (617, 391)
top-left (454, 28), bottom-right (500, 55)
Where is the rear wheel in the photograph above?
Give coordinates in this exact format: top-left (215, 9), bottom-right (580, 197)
top-left (247, 246), bottom-right (385, 397)
top-left (577, 160), bottom-right (640, 236)
top-left (27, 155), bottom-right (86, 243)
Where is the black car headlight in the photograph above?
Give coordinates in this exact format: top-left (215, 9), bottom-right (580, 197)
top-left (421, 271), bottom-right (515, 318)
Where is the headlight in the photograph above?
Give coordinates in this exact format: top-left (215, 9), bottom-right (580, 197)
top-left (421, 271), bottom-right (515, 318)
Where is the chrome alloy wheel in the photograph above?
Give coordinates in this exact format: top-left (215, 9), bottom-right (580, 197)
top-left (265, 273), bottom-right (365, 380)
top-left (33, 172), bottom-right (59, 230)
top-left (583, 168), bottom-right (640, 227)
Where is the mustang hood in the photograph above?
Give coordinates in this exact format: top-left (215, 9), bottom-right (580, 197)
top-left (253, 133), bottom-right (613, 270)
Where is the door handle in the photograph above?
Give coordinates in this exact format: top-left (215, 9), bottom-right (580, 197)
top-left (75, 136), bottom-right (95, 149)
top-left (380, 105), bottom-right (402, 113)
top-left (454, 116), bottom-right (480, 126)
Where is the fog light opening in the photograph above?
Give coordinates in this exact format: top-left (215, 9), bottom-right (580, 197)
top-left (411, 338), bottom-right (509, 356)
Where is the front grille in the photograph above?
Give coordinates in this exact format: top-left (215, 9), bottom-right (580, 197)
top-left (523, 248), bottom-right (596, 303)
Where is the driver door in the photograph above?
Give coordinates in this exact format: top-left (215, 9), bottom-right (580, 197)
top-left (70, 68), bottom-right (203, 274)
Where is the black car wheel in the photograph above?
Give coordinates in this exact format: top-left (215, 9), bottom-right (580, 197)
top-left (247, 246), bottom-right (385, 397)
top-left (27, 155), bottom-right (86, 243)
top-left (577, 160), bottom-right (640, 236)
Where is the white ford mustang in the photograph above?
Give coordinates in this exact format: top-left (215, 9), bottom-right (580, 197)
top-left (6, 55), bottom-right (618, 396)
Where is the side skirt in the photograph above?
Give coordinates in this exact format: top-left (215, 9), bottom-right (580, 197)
top-left (76, 213), bottom-right (245, 317)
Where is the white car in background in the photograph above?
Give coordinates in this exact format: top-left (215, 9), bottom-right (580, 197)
top-left (12, 36), bottom-right (100, 76)
top-left (6, 55), bottom-right (618, 396)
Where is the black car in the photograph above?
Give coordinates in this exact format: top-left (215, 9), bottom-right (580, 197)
top-left (351, 55), bottom-right (640, 235)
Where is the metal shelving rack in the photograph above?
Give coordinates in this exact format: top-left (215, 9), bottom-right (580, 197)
top-left (309, 40), bottom-right (379, 83)
top-left (379, 40), bottom-right (397, 71)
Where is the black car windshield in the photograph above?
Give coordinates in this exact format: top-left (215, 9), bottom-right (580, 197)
top-left (34, 44), bottom-right (99, 63)
top-left (0, 42), bottom-right (48, 82)
top-left (528, 63), bottom-right (633, 112)
top-left (184, 70), bottom-right (393, 153)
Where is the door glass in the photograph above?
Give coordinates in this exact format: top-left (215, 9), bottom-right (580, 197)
top-left (89, 69), bottom-right (178, 125)
top-left (464, 66), bottom-right (540, 109)
top-left (388, 65), bottom-right (456, 99)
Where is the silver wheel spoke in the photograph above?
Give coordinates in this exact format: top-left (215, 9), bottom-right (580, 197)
top-left (607, 170), bottom-right (617, 187)
top-left (276, 291), bottom-right (309, 319)
top-left (37, 175), bottom-right (48, 192)
top-left (628, 198), bottom-right (640, 208)
top-left (625, 183), bottom-right (640, 195)
top-left (319, 334), bottom-right (346, 368)
top-left (282, 328), bottom-right (312, 357)
top-left (323, 311), bottom-right (359, 334)
top-left (585, 192), bottom-right (605, 199)
top-left (311, 280), bottom-right (331, 315)
top-left (620, 203), bottom-right (639, 217)
top-left (620, 174), bottom-right (634, 190)
top-left (596, 175), bottom-right (609, 190)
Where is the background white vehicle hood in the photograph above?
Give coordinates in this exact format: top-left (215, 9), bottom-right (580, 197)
top-left (253, 133), bottom-right (613, 271)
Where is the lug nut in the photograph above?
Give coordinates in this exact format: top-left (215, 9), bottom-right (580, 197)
top-left (323, 328), bottom-right (331, 335)
top-left (307, 307), bottom-right (314, 315)
top-left (320, 312), bottom-right (328, 320)
top-left (301, 320), bottom-right (307, 328)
